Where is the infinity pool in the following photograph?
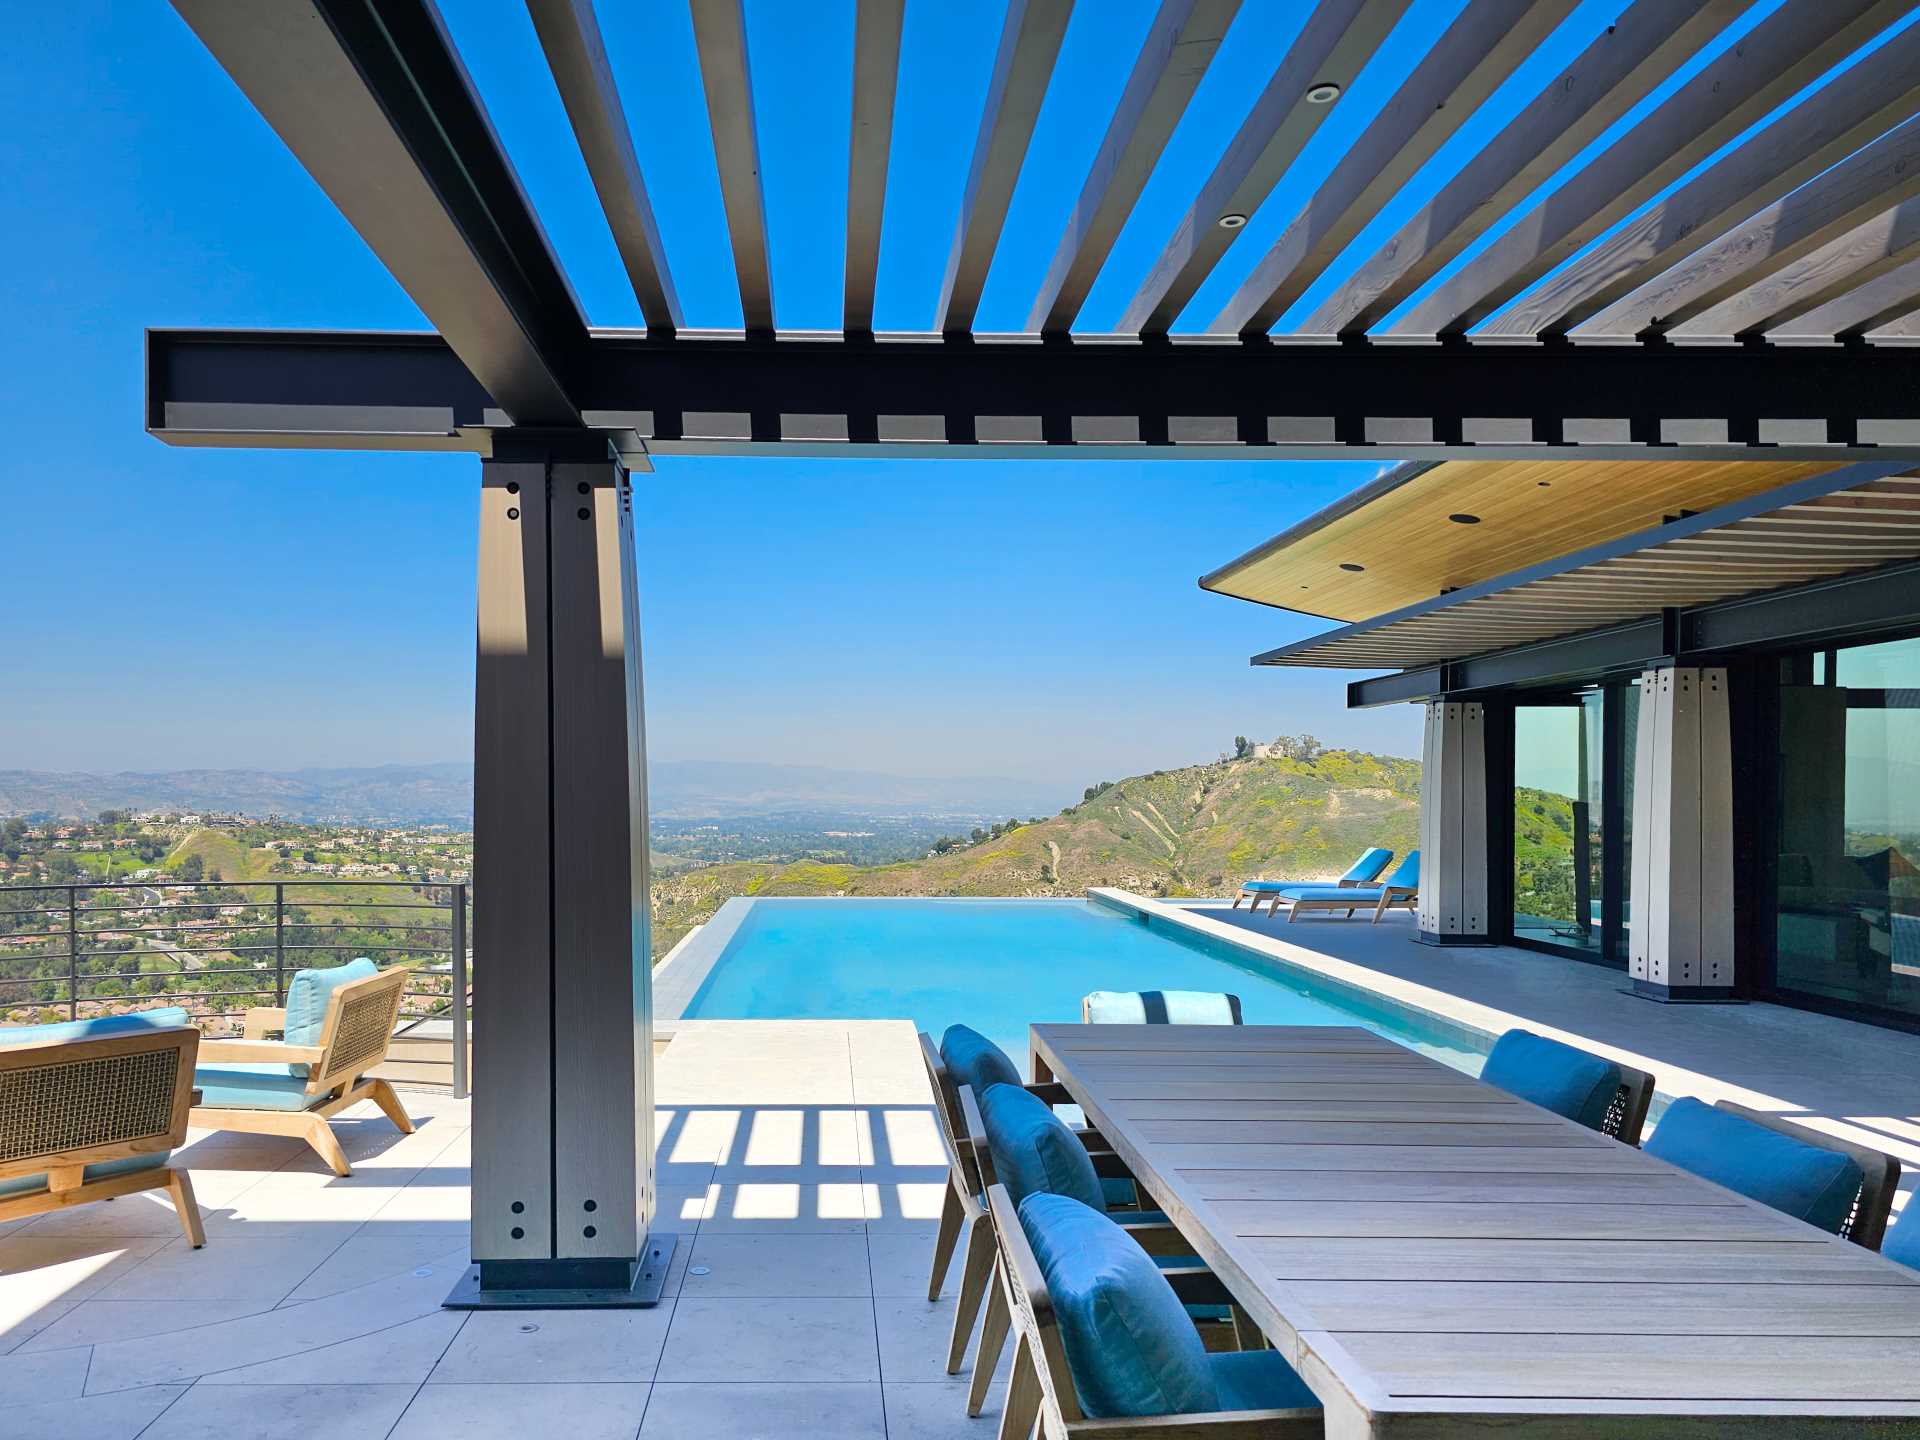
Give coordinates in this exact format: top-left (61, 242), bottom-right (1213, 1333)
top-left (675, 897), bottom-right (1486, 1071)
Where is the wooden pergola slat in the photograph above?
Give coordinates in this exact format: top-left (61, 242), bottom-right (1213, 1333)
top-left (1769, 250), bottom-right (1920, 340)
top-left (1116, 0), bottom-right (1412, 336)
top-left (1387, 0), bottom-right (1911, 339)
top-left (1300, 0), bottom-right (1738, 338)
top-left (1574, 115), bottom-right (1920, 339)
top-left (936, 0), bottom-right (1075, 334)
top-left (1211, 0), bottom-right (1579, 337)
top-left (1483, 17), bottom-right (1920, 339)
top-left (528, 0), bottom-right (682, 336)
top-left (1675, 197), bottom-right (1920, 341)
top-left (690, 0), bottom-right (776, 332)
top-left (1028, 0), bottom-right (1240, 335)
top-left (844, 0), bottom-right (905, 335)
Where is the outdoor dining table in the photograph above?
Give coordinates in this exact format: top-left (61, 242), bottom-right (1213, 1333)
top-left (1030, 1022), bottom-right (1920, 1437)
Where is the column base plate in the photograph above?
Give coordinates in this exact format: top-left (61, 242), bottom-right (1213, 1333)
top-left (444, 1233), bottom-right (679, 1310)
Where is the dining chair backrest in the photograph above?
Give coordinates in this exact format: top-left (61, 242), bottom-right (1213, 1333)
top-left (1479, 1029), bottom-right (1655, 1145)
top-left (1716, 1101), bottom-right (1900, 1249)
top-left (1081, 991), bottom-right (1243, 1025)
top-left (1881, 1207), bottom-right (1920, 1271)
top-left (919, 1030), bottom-right (982, 1196)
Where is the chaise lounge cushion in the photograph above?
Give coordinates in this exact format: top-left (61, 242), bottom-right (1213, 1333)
top-left (1084, 991), bottom-right (1243, 1025)
top-left (1479, 1029), bottom-right (1623, 1132)
top-left (193, 1062), bottom-right (315, 1112)
top-left (980, 1083), bottom-right (1105, 1211)
top-left (282, 957), bottom-right (377, 1076)
top-left (1644, 1097), bottom-right (1863, 1233)
top-left (0, 1008), bottom-right (193, 1198)
top-left (1019, 1192), bottom-right (1217, 1418)
top-left (940, 1023), bottom-right (1021, 1096)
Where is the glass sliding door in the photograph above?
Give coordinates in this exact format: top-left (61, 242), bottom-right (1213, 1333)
top-left (1512, 691), bottom-right (1607, 957)
top-left (1773, 634), bottom-right (1920, 1021)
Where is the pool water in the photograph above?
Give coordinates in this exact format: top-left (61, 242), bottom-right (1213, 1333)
top-left (680, 897), bottom-right (1484, 1071)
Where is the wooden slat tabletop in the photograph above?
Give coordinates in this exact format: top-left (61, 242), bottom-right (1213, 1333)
top-left (1030, 1023), bottom-right (1920, 1435)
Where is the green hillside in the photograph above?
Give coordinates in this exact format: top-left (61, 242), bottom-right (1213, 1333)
top-left (650, 748), bottom-right (1422, 958)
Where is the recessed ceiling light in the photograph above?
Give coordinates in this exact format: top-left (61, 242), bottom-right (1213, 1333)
top-left (1306, 83), bottom-right (1341, 104)
top-left (1338, 563), bottom-right (1365, 572)
top-left (1448, 512), bottom-right (1482, 524)
top-left (1217, 213), bottom-right (1247, 230)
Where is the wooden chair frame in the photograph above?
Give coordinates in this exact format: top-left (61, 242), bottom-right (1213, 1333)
top-left (0, 1024), bottom-right (205, 1248)
top-left (919, 1032), bottom-right (1130, 1381)
top-left (1286, 882), bottom-right (1416, 923)
top-left (1602, 1062), bottom-right (1656, 1147)
top-left (984, 1183), bottom-right (1320, 1440)
top-left (1715, 1101), bottom-right (1901, 1250)
top-left (190, 965), bottom-right (415, 1176)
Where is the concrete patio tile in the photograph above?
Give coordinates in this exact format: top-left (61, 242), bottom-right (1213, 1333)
top-left (874, 1296), bottom-right (1011, 1385)
top-left (655, 1182), bottom-right (718, 1230)
top-left (656, 1107), bottom-right (744, 1166)
top-left (640, 1381), bottom-right (886, 1438)
top-left (199, 1312), bottom-right (466, 1385)
top-left (430, 1306), bottom-right (674, 1384)
top-left (82, 1247), bottom-right (466, 1393)
top-left (392, 1382), bottom-right (652, 1440)
top-left (0, 1236), bottom-right (168, 1352)
top-left (0, 1383), bottom-right (188, 1439)
top-left (681, 1233), bottom-right (871, 1298)
top-left (884, 1379), bottom-right (1006, 1437)
top-left (699, 1177), bottom-right (871, 1233)
top-left (0, 1343), bottom-right (94, 1404)
top-left (21, 1300), bottom-right (270, 1352)
top-left (283, 1232), bottom-right (471, 1302)
top-left (657, 1297), bottom-right (879, 1383)
top-left (865, 1228), bottom-right (938, 1297)
top-left (862, 1176), bottom-right (949, 1228)
top-left (861, 1107), bottom-right (946, 1168)
top-left (95, 1235), bottom-right (346, 1303)
top-left (363, 1173), bottom-right (471, 1230)
top-left (143, 1382), bottom-right (417, 1439)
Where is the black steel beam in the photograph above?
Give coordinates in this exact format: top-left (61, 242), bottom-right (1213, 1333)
top-left (1683, 556), bottom-right (1920, 652)
top-left (171, 0), bottom-right (588, 426)
top-left (146, 328), bottom-right (1920, 459)
top-left (1346, 666), bottom-right (1445, 707)
top-left (528, 0), bottom-right (682, 335)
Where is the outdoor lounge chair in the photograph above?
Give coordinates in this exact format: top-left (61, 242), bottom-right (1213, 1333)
top-left (921, 1026), bottom-right (1137, 1379)
top-left (1643, 1098), bottom-right (1900, 1248)
top-left (0, 1008), bottom-right (204, 1247)
top-left (1279, 850), bottom-right (1420, 923)
top-left (1479, 1028), bottom-right (1655, 1145)
top-left (189, 958), bottom-right (415, 1177)
top-left (1082, 991), bottom-right (1242, 1025)
top-left (1232, 847), bottom-right (1392, 916)
top-left (987, 1184), bottom-right (1321, 1440)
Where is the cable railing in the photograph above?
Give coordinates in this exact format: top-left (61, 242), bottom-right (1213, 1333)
top-left (0, 878), bottom-right (468, 1096)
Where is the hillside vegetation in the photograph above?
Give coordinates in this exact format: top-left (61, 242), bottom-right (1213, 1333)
top-left (650, 749), bottom-right (1421, 958)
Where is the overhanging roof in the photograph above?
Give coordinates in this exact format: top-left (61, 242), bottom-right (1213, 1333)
top-left (1201, 457), bottom-right (1847, 621)
top-left (1252, 460), bottom-right (1920, 670)
top-left (151, 1), bottom-right (1920, 460)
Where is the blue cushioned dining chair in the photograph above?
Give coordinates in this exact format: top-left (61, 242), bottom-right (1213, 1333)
top-left (1082, 991), bottom-right (1243, 1026)
top-left (988, 1186), bottom-right (1322, 1439)
top-left (1880, 1207), bottom-right (1920, 1271)
top-left (1234, 847), bottom-right (1392, 916)
top-left (1478, 1029), bottom-right (1655, 1144)
top-left (1644, 1098), bottom-right (1899, 1246)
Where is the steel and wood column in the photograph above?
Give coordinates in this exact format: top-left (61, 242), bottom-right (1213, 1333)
top-left (1417, 700), bottom-right (1491, 945)
top-left (1628, 666), bottom-right (1736, 1001)
top-left (456, 432), bottom-right (664, 1306)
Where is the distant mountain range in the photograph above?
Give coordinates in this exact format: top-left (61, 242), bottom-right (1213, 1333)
top-left (0, 761), bottom-right (1079, 827)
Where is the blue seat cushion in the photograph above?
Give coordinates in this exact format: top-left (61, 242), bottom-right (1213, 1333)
top-left (1277, 885), bottom-right (1383, 902)
top-left (1479, 1029), bottom-right (1622, 1132)
top-left (980, 1083), bottom-right (1105, 1210)
top-left (1644, 1098), bottom-right (1862, 1234)
top-left (1019, 1192), bottom-right (1217, 1418)
top-left (1240, 880), bottom-right (1289, 891)
top-left (194, 1062), bottom-right (314, 1112)
top-left (0, 1007), bottom-right (191, 1048)
top-left (1209, 1351), bottom-right (1320, 1412)
top-left (939, 1024), bottom-right (1021, 1097)
top-left (283, 958), bottom-right (377, 1076)
top-left (1882, 1211), bottom-right (1920, 1272)
top-left (0, 1151), bottom-right (169, 1200)
top-left (1084, 991), bottom-right (1243, 1025)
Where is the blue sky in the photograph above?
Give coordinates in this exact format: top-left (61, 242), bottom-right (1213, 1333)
top-left (2, 0), bottom-right (1892, 787)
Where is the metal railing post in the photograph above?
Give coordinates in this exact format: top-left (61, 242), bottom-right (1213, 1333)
top-left (67, 886), bottom-right (78, 1020)
top-left (274, 883), bottom-right (286, 1005)
top-left (451, 883), bottom-right (468, 1099)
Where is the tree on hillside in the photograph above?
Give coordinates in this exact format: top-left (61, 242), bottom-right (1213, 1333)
top-left (178, 854), bottom-right (205, 882)
top-left (1233, 735), bottom-right (1251, 759)
top-left (970, 828), bottom-right (986, 843)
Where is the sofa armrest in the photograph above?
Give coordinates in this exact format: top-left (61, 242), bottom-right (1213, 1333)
top-left (242, 1007), bottom-right (288, 1040)
top-left (197, 1039), bottom-right (326, 1066)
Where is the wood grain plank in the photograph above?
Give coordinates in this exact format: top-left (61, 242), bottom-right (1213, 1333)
top-left (1094, 1080), bottom-right (1492, 1101)
top-left (1148, 1142), bottom-right (1663, 1173)
top-left (1243, 1236), bottom-right (1899, 1285)
top-left (1112, 1097), bottom-right (1534, 1123)
top-left (1177, 1167), bottom-right (1716, 1204)
top-left (1211, 1199), bottom-right (1795, 1242)
top-left (1131, 1118), bottom-right (1606, 1146)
